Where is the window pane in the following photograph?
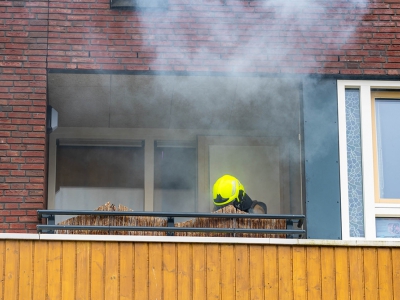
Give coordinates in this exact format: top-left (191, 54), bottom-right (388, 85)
top-left (55, 145), bottom-right (144, 222)
top-left (154, 146), bottom-right (196, 212)
top-left (376, 218), bottom-right (400, 238)
top-left (375, 99), bottom-right (400, 198)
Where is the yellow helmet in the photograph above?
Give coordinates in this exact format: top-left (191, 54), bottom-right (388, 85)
top-left (213, 175), bottom-right (245, 207)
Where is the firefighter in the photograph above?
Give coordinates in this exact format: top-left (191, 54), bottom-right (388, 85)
top-left (212, 174), bottom-right (267, 214)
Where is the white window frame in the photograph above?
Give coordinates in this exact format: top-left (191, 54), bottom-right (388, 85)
top-left (338, 80), bottom-right (400, 240)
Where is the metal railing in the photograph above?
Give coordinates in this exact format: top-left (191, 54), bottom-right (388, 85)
top-left (37, 210), bottom-right (306, 238)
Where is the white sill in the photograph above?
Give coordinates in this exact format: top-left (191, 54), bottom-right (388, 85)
top-left (1, 233), bottom-right (400, 247)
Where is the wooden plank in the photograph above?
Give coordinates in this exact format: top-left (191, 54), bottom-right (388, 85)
top-left (377, 248), bottom-right (393, 300)
top-left (363, 247), bottom-right (378, 300)
top-left (18, 241), bottom-right (33, 300)
top-left (236, 244), bottom-right (250, 299)
top-left (33, 241), bottom-right (47, 300)
top-left (348, 248), bottom-right (364, 300)
top-left (292, 246), bottom-right (306, 300)
top-left (306, 247), bottom-right (321, 300)
top-left (105, 242), bottom-right (119, 299)
top-left (134, 243), bottom-right (148, 300)
top-left (120, 242), bottom-right (133, 300)
top-left (91, 242), bottom-right (105, 300)
top-left (321, 247), bottom-right (336, 300)
top-left (47, 241), bottom-right (62, 300)
top-left (192, 244), bottom-right (206, 297)
top-left (392, 248), bottom-right (400, 300)
top-left (264, 245), bottom-right (279, 299)
top-left (148, 243), bottom-right (162, 300)
top-left (76, 241), bottom-right (90, 300)
top-left (0, 241), bottom-right (4, 300)
top-left (4, 240), bottom-right (19, 300)
top-left (334, 247), bottom-right (349, 300)
top-left (249, 245), bottom-right (263, 300)
top-left (206, 244), bottom-right (220, 299)
top-left (163, 243), bottom-right (176, 300)
top-left (177, 244), bottom-right (192, 300)
top-left (278, 246), bottom-right (293, 300)
top-left (62, 241), bottom-right (76, 300)
top-left (220, 244), bottom-right (235, 300)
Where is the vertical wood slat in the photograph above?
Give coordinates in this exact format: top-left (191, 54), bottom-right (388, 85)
top-left (264, 245), bottom-right (278, 299)
top-left (321, 247), bottom-right (336, 300)
top-left (249, 245), bottom-right (264, 300)
top-left (4, 240), bottom-right (19, 300)
top-left (91, 242), bottom-right (106, 300)
top-left (0, 241), bottom-right (4, 300)
top-left (119, 243), bottom-right (133, 300)
top-left (206, 244), bottom-right (220, 299)
top-left (177, 244), bottom-right (192, 300)
top-left (76, 242), bottom-right (90, 300)
top-left (335, 247), bottom-right (350, 300)
top-left (62, 242), bottom-right (76, 300)
top-left (148, 243), bottom-right (162, 300)
top-left (163, 243), bottom-right (176, 300)
top-left (134, 243), bottom-right (148, 300)
top-left (220, 244), bottom-right (235, 300)
top-left (306, 247), bottom-right (321, 300)
top-left (278, 246), bottom-right (293, 300)
top-left (47, 241), bottom-right (62, 300)
top-left (105, 242), bottom-right (119, 299)
top-left (349, 247), bottom-right (364, 300)
top-left (292, 246), bottom-right (306, 300)
top-left (33, 241), bottom-right (47, 300)
top-left (377, 248), bottom-right (393, 300)
top-left (363, 247), bottom-right (378, 300)
top-left (192, 244), bottom-right (206, 297)
top-left (392, 248), bottom-right (400, 300)
top-left (18, 241), bottom-right (33, 300)
top-left (236, 244), bottom-right (250, 300)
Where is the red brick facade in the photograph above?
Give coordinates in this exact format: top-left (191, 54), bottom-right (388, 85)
top-left (0, 0), bottom-right (399, 232)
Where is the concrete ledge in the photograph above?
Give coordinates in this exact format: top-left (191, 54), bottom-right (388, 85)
top-left (0, 233), bottom-right (400, 247)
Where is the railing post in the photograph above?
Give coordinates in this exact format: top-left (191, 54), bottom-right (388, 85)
top-left (167, 216), bottom-right (175, 236)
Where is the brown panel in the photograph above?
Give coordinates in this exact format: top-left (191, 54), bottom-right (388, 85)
top-left (206, 244), bottom-right (220, 299)
top-left (192, 244), bottom-right (206, 297)
top-left (76, 242), bottom-right (90, 300)
top-left (363, 247), bottom-right (378, 300)
top-left (306, 247), bottom-right (321, 299)
top-left (18, 241), bottom-right (33, 300)
top-left (377, 248), bottom-right (393, 300)
top-left (33, 241), bottom-right (47, 300)
top-left (278, 246), bottom-right (293, 300)
top-left (292, 246), bottom-right (306, 300)
top-left (47, 241), bottom-right (62, 300)
top-left (249, 245), bottom-right (264, 300)
top-left (62, 242), bottom-right (76, 300)
top-left (105, 242), bottom-right (120, 299)
top-left (134, 243), bottom-right (149, 299)
top-left (163, 243), bottom-right (177, 300)
top-left (348, 248), bottom-right (365, 300)
top-left (321, 247), bottom-right (336, 300)
top-left (264, 245), bottom-right (279, 299)
top-left (177, 244), bottom-right (192, 300)
top-left (220, 244), bottom-right (235, 299)
top-left (91, 242), bottom-right (106, 300)
top-left (4, 241), bottom-right (19, 300)
top-left (120, 243), bottom-right (134, 300)
top-left (334, 247), bottom-right (350, 300)
top-left (148, 243), bottom-right (162, 300)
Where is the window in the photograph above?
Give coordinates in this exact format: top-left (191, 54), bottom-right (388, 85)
top-left (338, 81), bottom-right (400, 239)
top-left (48, 73), bottom-right (304, 218)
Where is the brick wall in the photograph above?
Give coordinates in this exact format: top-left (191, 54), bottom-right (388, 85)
top-left (0, 1), bottom-right (48, 233)
top-left (0, 0), bottom-right (399, 232)
top-left (45, 0), bottom-right (400, 75)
